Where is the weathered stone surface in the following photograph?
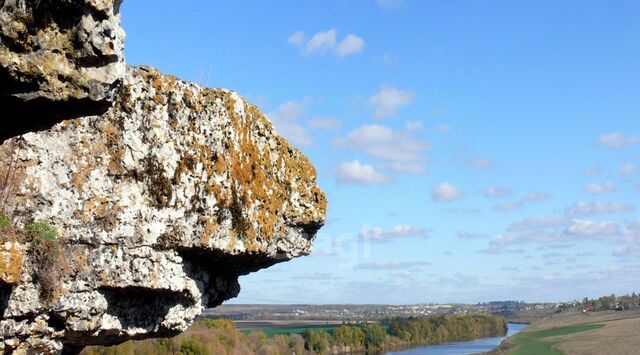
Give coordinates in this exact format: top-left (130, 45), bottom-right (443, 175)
top-left (0, 0), bottom-right (125, 142)
top-left (0, 66), bottom-right (326, 352)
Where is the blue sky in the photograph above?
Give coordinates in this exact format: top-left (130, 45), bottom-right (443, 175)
top-left (122, 0), bottom-right (640, 304)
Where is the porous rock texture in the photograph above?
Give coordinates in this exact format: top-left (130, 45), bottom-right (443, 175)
top-left (0, 43), bottom-right (326, 355)
top-left (0, 0), bottom-right (125, 142)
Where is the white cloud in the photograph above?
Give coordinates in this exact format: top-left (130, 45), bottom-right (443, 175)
top-left (598, 132), bottom-right (640, 148)
top-left (336, 34), bottom-right (365, 57)
top-left (431, 182), bottom-right (463, 202)
top-left (335, 160), bottom-right (388, 185)
top-left (305, 29), bottom-right (337, 54)
top-left (269, 101), bottom-right (306, 121)
top-left (369, 86), bottom-right (414, 119)
top-left (377, 0), bottom-right (406, 9)
top-left (566, 201), bottom-right (635, 216)
top-left (288, 31), bottom-right (305, 46)
top-left (457, 231), bottom-right (488, 239)
top-left (289, 30), bottom-right (364, 57)
top-left (336, 124), bottom-right (429, 173)
top-left (309, 117), bottom-right (340, 131)
top-left (619, 164), bottom-right (637, 175)
top-left (483, 186), bottom-right (511, 198)
top-left (493, 219), bottom-right (624, 246)
top-left (357, 224), bottom-right (427, 242)
top-left (268, 101), bottom-right (312, 146)
top-left (584, 181), bottom-right (616, 195)
top-left (565, 219), bottom-right (621, 238)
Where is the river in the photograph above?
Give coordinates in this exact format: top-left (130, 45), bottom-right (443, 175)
top-left (385, 323), bottom-right (527, 355)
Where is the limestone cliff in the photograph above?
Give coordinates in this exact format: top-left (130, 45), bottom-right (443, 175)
top-left (0, 1), bottom-right (326, 353)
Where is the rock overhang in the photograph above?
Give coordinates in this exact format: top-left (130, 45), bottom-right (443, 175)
top-left (0, 1), bottom-right (326, 351)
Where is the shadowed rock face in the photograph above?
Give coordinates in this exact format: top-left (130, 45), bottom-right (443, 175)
top-left (0, 0), bottom-right (125, 142)
top-left (0, 67), bottom-right (326, 352)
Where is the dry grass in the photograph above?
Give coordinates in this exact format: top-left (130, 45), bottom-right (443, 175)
top-left (551, 314), bottom-right (640, 355)
top-left (494, 309), bottom-right (640, 354)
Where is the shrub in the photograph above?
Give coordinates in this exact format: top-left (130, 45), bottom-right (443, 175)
top-left (24, 221), bottom-right (57, 246)
top-left (24, 221), bottom-right (62, 302)
top-left (180, 337), bottom-right (210, 355)
top-left (198, 318), bottom-right (236, 330)
top-left (363, 323), bottom-right (386, 349)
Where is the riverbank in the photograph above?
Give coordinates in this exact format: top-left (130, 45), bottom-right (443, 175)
top-left (487, 309), bottom-right (640, 354)
top-left (82, 314), bottom-right (508, 354)
top-left (387, 323), bottom-right (525, 355)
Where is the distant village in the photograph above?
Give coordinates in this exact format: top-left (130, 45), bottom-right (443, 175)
top-left (204, 292), bottom-right (640, 321)
top-left (204, 301), bottom-right (553, 321)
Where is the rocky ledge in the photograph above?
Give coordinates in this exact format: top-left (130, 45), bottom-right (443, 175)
top-left (0, 1), bottom-right (326, 353)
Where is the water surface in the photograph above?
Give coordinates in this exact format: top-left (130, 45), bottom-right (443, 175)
top-left (386, 323), bottom-right (527, 355)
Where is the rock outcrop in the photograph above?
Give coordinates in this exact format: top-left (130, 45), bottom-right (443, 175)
top-left (0, 0), bottom-right (125, 142)
top-left (0, 1), bottom-right (326, 353)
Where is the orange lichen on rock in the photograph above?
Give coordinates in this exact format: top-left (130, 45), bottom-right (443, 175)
top-left (0, 241), bottom-right (25, 285)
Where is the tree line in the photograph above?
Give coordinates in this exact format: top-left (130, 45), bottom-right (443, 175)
top-left (82, 314), bottom-right (508, 355)
top-left (581, 292), bottom-right (640, 312)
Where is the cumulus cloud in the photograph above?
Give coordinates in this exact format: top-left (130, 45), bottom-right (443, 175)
top-left (369, 86), bottom-right (414, 119)
top-left (309, 117), bottom-right (340, 131)
top-left (565, 219), bottom-right (621, 238)
top-left (431, 182), bottom-right (463, 202)
top-left (584, 181), bottom-right (616, 195)
top-left (268, 101), bottom-right (312, 146)
top-left (288, 31), bottom-right (305, 46)
top-left (457, 231), bottom-right (489, 239)
top-left (336, 34), bottom-right (365, 57)
top-left (289, 29), bottom-right (364, 57)
top-left (357, 224), bottom-right (428, 242)
top-left (492, 219), bottom-right (626, 246)
top-left (304, 29), bottom-right (337, 54)
top-left (483, 186), bottom-right (511, 198)
top-left (598, 132), bottom-right (640, 148)
top-left (566, 201), bottom-right (635, 216)
top-left (335, 160), bottom-right (388, 185)
top-left (335, 124), bottom-right (429, 173)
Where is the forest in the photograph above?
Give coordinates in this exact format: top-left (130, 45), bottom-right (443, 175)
top-left (82, 314), bottom-right (508, 355)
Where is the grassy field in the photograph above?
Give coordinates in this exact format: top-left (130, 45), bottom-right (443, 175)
top-left (490, 309), bottom-right (640, 355)
top-left (239, 324), bottom-right (340, 337)
top-left (509, 324), bottom-right (605, 355)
